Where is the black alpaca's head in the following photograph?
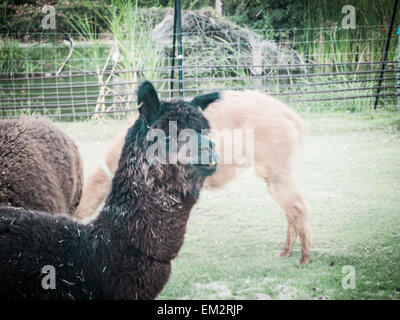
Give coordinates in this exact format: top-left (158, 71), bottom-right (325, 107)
top-left (122, 81), bottom-right (219, 199)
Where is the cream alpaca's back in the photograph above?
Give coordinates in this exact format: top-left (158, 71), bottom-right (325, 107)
top-left (203, 90), bottom-right (304, 188)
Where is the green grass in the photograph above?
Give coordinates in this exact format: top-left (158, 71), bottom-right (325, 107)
top-left (59, 111), bottom-right (400, 300)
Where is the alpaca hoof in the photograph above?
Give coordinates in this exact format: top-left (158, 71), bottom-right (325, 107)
top-left (300, 256), bottom-right (310, 264)
top-left (280, 250), bottom-right (290, 257)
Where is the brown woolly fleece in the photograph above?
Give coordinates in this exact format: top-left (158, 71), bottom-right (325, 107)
top-left (74, 90), bottom-right (311, 263)
top-left (0, 118), bottom-right (83, 214)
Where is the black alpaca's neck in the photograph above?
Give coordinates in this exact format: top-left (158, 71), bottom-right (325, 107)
top-left (92, 136), bottom-right (197, 263)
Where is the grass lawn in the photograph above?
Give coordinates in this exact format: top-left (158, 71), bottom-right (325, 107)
top-left (60, 111), bottom-right (400, 300)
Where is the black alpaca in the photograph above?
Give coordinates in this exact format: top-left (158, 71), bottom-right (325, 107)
top-left (0, 81), bottom-right (218, 300)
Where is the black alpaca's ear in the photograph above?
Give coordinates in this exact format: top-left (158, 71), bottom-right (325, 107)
top-left (138, 81), bottom-right (161, 126)
top-left (190, 92), bottom-right (220, 110)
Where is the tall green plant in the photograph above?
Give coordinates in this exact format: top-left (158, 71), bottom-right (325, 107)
top-left (69, 13), bottom-right (112, 118)
top-left (104, 0), bottom-right (164, 84)
top-left (69, 0), bottom-right (165, 119)
top-left (0, 39), bottom-right (31, 76)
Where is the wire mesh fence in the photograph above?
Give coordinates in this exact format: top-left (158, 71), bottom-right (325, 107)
top-left (0, 25), bottom-right (399, 121)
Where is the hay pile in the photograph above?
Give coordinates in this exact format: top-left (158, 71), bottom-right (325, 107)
top-left (152, 10), bottom-right (304, 76)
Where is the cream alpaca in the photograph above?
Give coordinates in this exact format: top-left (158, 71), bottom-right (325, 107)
top-left (74, 90), bottom-right (311, 263)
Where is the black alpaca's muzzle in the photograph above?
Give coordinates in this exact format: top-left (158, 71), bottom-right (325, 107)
top-left (189, 133), bottom-right (220, 177)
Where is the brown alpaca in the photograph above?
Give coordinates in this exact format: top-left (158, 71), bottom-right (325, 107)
top-left (74, 90), bottom-right (311, 263)
top-left (0, 117), bottom-right (83, 214)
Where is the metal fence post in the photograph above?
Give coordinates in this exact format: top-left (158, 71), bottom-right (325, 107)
top-left (373, 0), bottom-right (398, 109)
top-left (397, 26), bottom-right (400, 111)
top-left (249, 36), bottom-right (262, 89)
top-left (252, 42), bottom-right (263, 89)
top-left (169, 0), bottom-right (183, 98)
top-left (176, 0), bottom-right (184, 98)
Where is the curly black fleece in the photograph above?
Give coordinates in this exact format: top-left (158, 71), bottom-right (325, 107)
top-left (0, 83), bottom-right (212, 299)
top-left (0, 118), bottom-right (83, 214)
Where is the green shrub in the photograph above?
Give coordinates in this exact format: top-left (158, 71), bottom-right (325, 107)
top-left (0, 0), bottom-right (109, 39)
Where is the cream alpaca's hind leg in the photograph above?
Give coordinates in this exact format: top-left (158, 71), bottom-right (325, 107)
top-left (267, 177), bottom-right (311, 263)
